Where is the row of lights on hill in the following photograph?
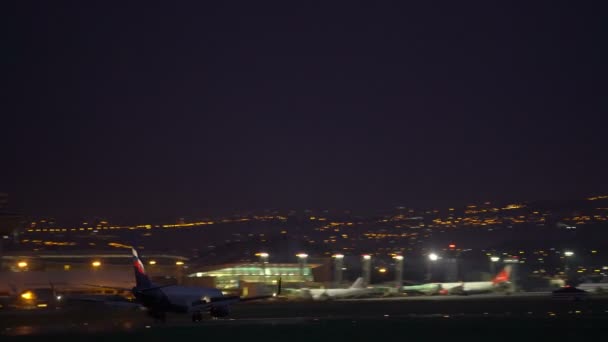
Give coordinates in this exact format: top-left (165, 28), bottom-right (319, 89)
top-left (92, 260), bottom-right (186, 267)
top-left (14, 259), bottom-right (187, 271)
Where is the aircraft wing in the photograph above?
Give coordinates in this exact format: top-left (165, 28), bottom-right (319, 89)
top-left (83, 283), bottom-right (174, 293)
top-left (65, 294), bottom-right (142, 308)
top-left (190, 293), bottom-right (276, 309)
top-left (83, 284), bottom-right (133, 292)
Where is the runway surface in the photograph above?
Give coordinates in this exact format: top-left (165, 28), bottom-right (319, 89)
top-left (2, 293), bottom-right (608, 340)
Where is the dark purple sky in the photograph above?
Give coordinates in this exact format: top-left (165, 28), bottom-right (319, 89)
top-left (3, 1), bottom-right (607, 223)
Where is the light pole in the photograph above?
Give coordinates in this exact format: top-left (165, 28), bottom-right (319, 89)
top-left (256, 252), bottom-right (269, 284)
top-left (175, 260), bottom-right (185, 284)
top-left (490, 256), bottom-right (500, 275)
top-left (393, 255), bottom-right (404, 288)
top-left (17, 261), bottom-right (28, 271)
top-left (296, 253), bottom-right (308, 282)
top-left (332, 254), bottom-right (344, 286)
top-left (426, 253), bottom-right (438, 282)
top-left (91, 260), bottom-right (101, 269)
top-left (564, 250), bottom-right (574, 277)
top-left (91, 260), bottom-right (101, 284)
top-left (362, 254), bottom-right (372, 286)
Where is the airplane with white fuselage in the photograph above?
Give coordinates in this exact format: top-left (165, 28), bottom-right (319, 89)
top-left (84, 247), bottom-right (280, 322)
top-left (402, 265), bottom-right (512, 296)
top-left (300, 277), bottom-right (372, 300)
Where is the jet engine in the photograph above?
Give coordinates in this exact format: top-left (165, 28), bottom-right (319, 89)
top-left (210, 305), bottom-right (230, 318)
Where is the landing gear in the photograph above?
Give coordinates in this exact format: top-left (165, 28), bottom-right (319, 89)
top-left (149, 310), bottom-right (166, 323)
top-left (191, 311), bottom-right (203, 322)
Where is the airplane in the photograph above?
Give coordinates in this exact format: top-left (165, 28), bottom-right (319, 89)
top-left (82, 247), bottom-right (280, 322)
top-left (402, 265), bottom-right (512, 296)
top-left (576, 281), bottom-right (608, 293)
top-left (300, 277), bottom-right (372, 300)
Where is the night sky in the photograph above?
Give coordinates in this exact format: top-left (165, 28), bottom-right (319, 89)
top-left (3, 1), bottom-right (607, 223)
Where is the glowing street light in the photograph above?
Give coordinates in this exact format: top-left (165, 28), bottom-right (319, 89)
top-left (426, 253), bottom-right (439, 282)
top-left (91, 261), bottom-right (101, 268)
top-left (255, 252), bottom-right (269, 258)
top-left (21, 291), bottom-right (34, 300)
top-left (489, 256), bottom-right (500, 274)
top-left (256, 252), bottom-right (269, 265)
top-left (148, 260), bottom-right (157, 265)
top-left (296, 253), bottom-right (308, 278)
top-left (393, 255), bottom-right (404, 287)
top-left (362, 254), bottom-right (372, 286)
top-left (333, 254), bottom-right (344, 285)
top-left (17, 261), bottom-right (28, 269)
top-left (255, 252), bottom-right (269, 283)
top-left (564, 250), bottom-right (574, 276)
top-left (175, 261), bottom-right (185, 266)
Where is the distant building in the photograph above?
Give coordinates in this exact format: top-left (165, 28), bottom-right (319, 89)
top-left (0, 193), bottom-right (24, 250)
top-left (0, 250), bottom-right (189, 293)
top-left (187, 262), bottom-right (323, 290)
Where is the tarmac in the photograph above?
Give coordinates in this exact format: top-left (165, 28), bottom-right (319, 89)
top-left (2, 292), bottom-right (608, 341)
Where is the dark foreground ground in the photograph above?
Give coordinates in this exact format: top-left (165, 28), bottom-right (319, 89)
top-left (2, 293), bottom-right (608, 341)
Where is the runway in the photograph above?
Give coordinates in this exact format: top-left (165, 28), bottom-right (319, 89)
top-left (3, 293), bottom-right (608, 340)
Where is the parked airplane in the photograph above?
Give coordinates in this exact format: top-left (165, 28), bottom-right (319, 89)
top-left (84, 247), bottom-right (280, 322)
top-left (576, 281), bottom-right (608, 293)
top-left (300, 277), bottom-right (372, 300)
top-left (402, 266), bottom-right (512, 295)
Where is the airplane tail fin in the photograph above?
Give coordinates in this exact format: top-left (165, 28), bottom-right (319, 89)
top-left (492, 265), bottom-right (512, 285)
top-left (350, 277), bottom-right (365, 289)
top-left (8, 283), bottom-right (18, 296)
top-left (132, 247), bottom-right (152, 289)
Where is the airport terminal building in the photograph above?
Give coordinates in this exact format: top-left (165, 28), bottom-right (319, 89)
top-left (0, 251), bottom-right (329, 296)
top-left (186, 262), bottom-right (324, 290)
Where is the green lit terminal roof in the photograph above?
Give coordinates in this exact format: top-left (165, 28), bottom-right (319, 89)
top-left (188, 263), bottom-right (322, 278)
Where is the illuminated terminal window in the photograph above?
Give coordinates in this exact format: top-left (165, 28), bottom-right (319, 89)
top-left (187, 263), bottom-right (318, 289)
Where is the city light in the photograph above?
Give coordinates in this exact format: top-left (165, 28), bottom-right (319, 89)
top-left (255, 252), bottom-right (269, 258)
top-left (91, 261), bottom-right (101, 267)
top-left (490, 256), bottom-right (500, 262)
top-left (17, 261), bottom-right (28, 268)
top-left (148, 260), bottom-right (157, 265)
top-left (428, 253), bottom-right (439, 261)
top-left (378, 268), bottom-right (387, 273)
top-left (332, 254), bottom-right (344, 259)
top-left (393, 255), bottom-right (404, 261)
top-left (564, 251), bottom-right (574, 257)
top-left (296, 253), bottom-right (308, 259)
top-left (448, 243), bottom-right (456, 249)
top-left (362, 254), bottom-right (371, 260)
top-left (175, 261), bottom-right (185, 266)
top-left (21, 291), bottom-right (34, 300)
